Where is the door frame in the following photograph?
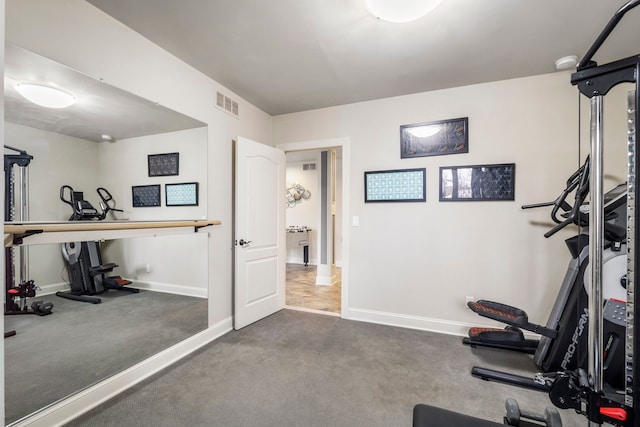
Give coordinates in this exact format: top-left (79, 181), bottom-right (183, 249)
top-left (277, 137), bottom-right (350, 318)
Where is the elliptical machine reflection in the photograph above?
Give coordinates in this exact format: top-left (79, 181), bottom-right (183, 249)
top-left (57, 185), bottom-right (139, 304)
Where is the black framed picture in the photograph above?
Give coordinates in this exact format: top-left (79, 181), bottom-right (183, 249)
top-left (439, 163), bottom-right (515, 201)
top-left (132, 184), bottom-right (161, 207)
top-left (148, 152), bottom-right (179, 177)
top-left (364, 168), bottom-right (426, 203)
top-left (401, 117), bottom-right (468, 158)
top-left (165, 182), bottom-right (199, 206)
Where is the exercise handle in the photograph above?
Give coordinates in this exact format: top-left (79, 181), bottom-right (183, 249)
top-left (521, 201), bottom-right (556, 210)
top-left (97, 187), bottom-right (123, 214)
top-left (60, 185), bottom-right (74, 207)
top-left (96, 187), bottom-right (113, 204)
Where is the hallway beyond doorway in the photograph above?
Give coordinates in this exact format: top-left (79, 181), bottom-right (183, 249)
top-left (286, 264), bottom-right (341, 314)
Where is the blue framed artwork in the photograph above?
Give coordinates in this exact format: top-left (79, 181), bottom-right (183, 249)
top-left (165, 182), bottom-right (199, 206)
top-left (439, 163), bottom-right (515, 201)
top-left (132, 184), bottom-right (161, 207)
top-left (364, 168), bottom-right (426, 203)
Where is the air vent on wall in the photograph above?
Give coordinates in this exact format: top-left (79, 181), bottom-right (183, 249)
top-left (302, 163), bottom-right (316, 171)
top-left (215, 91), bottom-right (239, 118)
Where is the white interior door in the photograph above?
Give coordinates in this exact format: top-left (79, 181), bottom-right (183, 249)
top-left (234, 137), bottom-right (286, 329)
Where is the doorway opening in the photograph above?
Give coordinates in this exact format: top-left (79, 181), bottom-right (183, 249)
top-left (284, 147), bottom-right (343, 316)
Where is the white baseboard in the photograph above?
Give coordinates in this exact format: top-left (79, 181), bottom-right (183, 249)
top-left (345, 307), bottom-right (474, 337)
top-left (37, 280), bottom-right (206, 299)
top-left (132, 280), bottom-right (207, 299)
top-left (37, 282), bottom-right (69, 296)
top-left (344, 307), bottom-right (540, 340)
top-left (13, 317), bottom-right (233, 427)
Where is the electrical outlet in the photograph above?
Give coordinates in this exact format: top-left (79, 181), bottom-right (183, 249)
top-left (465, 296), bottom-right (474, 307)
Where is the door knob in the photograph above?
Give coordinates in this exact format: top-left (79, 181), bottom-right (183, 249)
top-left (239, 239), bottom-right (252, 247)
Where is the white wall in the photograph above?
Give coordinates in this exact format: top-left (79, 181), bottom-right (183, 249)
top-left (6, 0), bottom-right (273, 327)
top-left (97, 127), bottom-right (208, 221)
top-left (4, 124), bottom-right (210, 297)
top-left (274, 72), bottom-right (629, 333)
top-left (5, 0), bottom-right (272, 422)
top-left (4, 0), bottom-right (634, 424)
top-left (5, 123), bottom-right (100, 222)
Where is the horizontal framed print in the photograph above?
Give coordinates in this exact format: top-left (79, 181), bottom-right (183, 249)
top-left (148, 152), bottom-right (179, 177)
top-left (364, 168), bottom-right (426, 203)
top-left (401, 117), bottom-right (468, 158)
top-left (439, 163), bottom-right (515, 201)
top-left (165, 182), bottom-right (199, 206)
top-left (132, 184), bottom-right (161, 207)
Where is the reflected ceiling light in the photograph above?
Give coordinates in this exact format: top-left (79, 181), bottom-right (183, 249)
top-left (365, 0), bottom-right (444, 23)
top-left (15, 82), bottom-right (77, 108)
top-left (408, 125), bottom-right (441, 138)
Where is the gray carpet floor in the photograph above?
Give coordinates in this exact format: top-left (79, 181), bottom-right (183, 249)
top-left (66, 310), bottom-right (586, 427)
top-left (5, 291), bottom-right (207, 425)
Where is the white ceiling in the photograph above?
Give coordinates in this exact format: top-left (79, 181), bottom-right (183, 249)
top-left (86, 0), bottom-right (640, 116)
top-left (4, 43), bottom-right (206, 142)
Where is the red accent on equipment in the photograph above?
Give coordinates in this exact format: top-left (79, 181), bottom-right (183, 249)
top-left (600, 407), bottom-right (627, 421)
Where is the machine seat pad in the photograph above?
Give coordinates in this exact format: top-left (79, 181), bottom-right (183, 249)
top-left (89, 262), bottom-right (118, 274)
top-left (413, 404), bottom-right (502, 427)
top-left (468, 327), bottom-right (524, 343)
top-left (468, 300), bottom-right (528, 325)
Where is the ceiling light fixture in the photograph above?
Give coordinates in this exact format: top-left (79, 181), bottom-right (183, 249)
top-left (555, 55), bottom-right (578, 70)
top-left (15, 82), bottom-right (77, 108)
top-left (364, 0), bottom-right (444, 23)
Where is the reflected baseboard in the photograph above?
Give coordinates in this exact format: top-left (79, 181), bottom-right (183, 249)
top-left (37, 281), bottom-right (206, 299)
top-left (10, 316), bottom-right (233, 427)
top-left (37, 282), bottom-right (70, 296)
top-left (132, 280), bottom-right (207, 299)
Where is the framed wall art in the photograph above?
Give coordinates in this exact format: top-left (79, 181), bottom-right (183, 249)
top-left (148, 152), bottom-right (179, 177)
top-left (132, 184), bottom-right (161, 207)
top-left (400, 117), bottom-right (468, 158)
top-left (165, 182), bottom-right (199, 206)
top-left (364, 168), bottom-right (426, 203)
top-left (439, 163), bottom-right (515, 201)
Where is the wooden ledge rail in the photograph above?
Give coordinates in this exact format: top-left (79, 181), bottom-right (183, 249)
top-left (4, 220), bottom-right (222, 247)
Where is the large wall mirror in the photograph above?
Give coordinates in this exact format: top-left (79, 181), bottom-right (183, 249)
top-left (4, 43), bottom-right (209, 424)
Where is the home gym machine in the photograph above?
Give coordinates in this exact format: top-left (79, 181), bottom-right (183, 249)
top-left (57, 185), bottom-right (138, 304)
top-left (4, 145), bottom-right (53, 323)
top-left (413, 0), bottom-right (640, 425)
top-left (464, 157), bottom-right (627, 390)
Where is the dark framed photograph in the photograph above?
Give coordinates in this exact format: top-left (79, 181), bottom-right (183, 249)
top-left (439, 163), bottom-right (515, 201)
top-left (132, 184), bottom-right (161, 207)
top-left (400, 117), bottom-right (468, 158)
top-left (364, 168), bottom-right (426, 203)
top-left (148, 152), bottom-right (179, 177)
top-left (165, 182), bottom-right (199, 206)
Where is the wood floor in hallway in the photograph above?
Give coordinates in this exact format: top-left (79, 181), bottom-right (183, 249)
top-left (286, 263), bottom-right (341, 314)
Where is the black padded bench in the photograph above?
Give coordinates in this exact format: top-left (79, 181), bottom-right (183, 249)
top-left (413, 404), bottom-right (503, 427)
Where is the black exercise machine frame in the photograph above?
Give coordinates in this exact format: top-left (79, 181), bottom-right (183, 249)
top-left (568, 0), bottom-right (640, 423)
top-left (481, 1), bottom-right (640, 423)
top-left (414, 0), bottom-right (640, 425)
